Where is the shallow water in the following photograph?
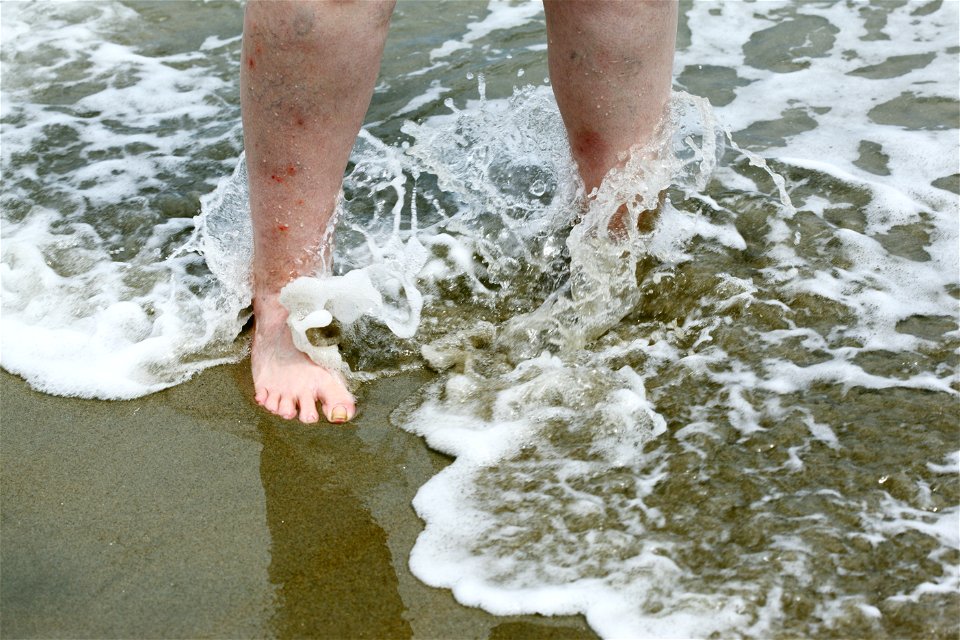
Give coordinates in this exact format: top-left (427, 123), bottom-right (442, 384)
top-left (2, 1), bottom-right (958, 638)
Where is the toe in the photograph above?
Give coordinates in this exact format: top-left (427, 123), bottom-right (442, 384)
top-left (298, 396), bottom-right (320, 424)
top-left (263, 389), bottom-right (281, 414)
top-left (277, 395), bottom-right (298, 420)
top-left (318, 373), bottom-right (356, 424)
top-left (324, 399), bottom-right (356, 424)
top-left (254, 386), bottom-right (268, 405)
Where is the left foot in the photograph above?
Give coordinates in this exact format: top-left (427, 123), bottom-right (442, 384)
top-left (251, 294), bottom-right (356, 424)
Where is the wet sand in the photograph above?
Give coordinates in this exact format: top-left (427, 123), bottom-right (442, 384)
top-left (1, 362), bottom-right (597, 639)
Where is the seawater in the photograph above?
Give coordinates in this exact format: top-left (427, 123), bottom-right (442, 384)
top-left (2, 1), bottom-right (958, 638)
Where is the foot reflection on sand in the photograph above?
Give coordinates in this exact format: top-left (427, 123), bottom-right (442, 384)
top-left (259, 421), bottom-right (410, 639)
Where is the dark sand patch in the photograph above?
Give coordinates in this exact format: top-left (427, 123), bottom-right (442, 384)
top-left (1, 364), bottom-right (597, 639)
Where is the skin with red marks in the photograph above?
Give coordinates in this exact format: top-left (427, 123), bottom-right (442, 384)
top-left (569, 128), bottom-right (612, 171)
top-left (241, 0), bottom-right (677, 425)
top-left (545, 0), bottom-right (677, 193)
top-left (241, 0), bottom-right (396, 424)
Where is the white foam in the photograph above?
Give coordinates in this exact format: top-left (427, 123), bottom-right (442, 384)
top-left (680, 0), bottom-right (959, 208)
top-left (397, 4), bottom-right (958, 637)
top-left (278, 236), bottom-right (428, 371)
top-left (1, 209), bottom-right (245, 398)
top-left (2, 2), bottom-right (958, 637)
top-left (394, 80), bottom-right (450, 116)
top-left (1, 0), bottom-right (247, 398)
top-left (927, 451), bottom-right (960, 475)
top-left (429, 0), bottom-right (544, 61)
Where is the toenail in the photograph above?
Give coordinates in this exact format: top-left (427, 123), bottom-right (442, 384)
top-left (330, 406), bottom-right (349, 423)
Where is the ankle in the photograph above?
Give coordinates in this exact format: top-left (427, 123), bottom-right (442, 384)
top-left (252, 290), bottom-right (288, 320)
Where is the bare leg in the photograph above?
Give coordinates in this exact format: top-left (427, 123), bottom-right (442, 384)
top-left (241, 0), bottom-right (395, 424)
top-left (544, 0), bottom-right (678, 194)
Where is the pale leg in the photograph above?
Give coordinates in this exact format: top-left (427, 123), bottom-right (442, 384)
top-left (544, 0), bottom-right (678, 194)
top-left (241, 0), bottom-right (395, 423)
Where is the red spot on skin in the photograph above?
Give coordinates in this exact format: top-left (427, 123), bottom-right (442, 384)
top-left (255, 45), bottom-right (263, 55)
top-left (270, 175), bottom-right (284, 184)
top-left (571, 129), bottom-right (606, 158)
top-left (296, 199), bottom-right (304, 206)
top-left (286, 165), bottom-right (296, 176)
top-left (247, 57), bottom-right (255, 69)
top-left (277, 224), bottom-right (289, 232)
top-left (296, 117), bottom-right (305, 126)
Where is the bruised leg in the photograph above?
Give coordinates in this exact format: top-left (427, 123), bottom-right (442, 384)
top-left (544, 0), bottom-right (677, 207)
top-left (241, 0), bottom-right (395, 424)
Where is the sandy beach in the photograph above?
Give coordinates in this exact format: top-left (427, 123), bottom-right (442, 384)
top-left (3, 1), bottom-right (957, 636)
top-left (1, 363), bottom-right (597, 639)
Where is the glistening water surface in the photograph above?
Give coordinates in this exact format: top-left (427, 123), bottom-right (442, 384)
top-left (2, 1), bottom-right (958, 637)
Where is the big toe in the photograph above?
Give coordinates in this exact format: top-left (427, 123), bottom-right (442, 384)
top-left (321, 389), bottom-right (355, 424)
top-left (325, 402), bottom-right (355, 424)
top-left (318, 373), bottom-right (355, 424)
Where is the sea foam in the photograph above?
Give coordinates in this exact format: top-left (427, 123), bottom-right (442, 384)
top-left (1, 1), bottom-right (957, 638)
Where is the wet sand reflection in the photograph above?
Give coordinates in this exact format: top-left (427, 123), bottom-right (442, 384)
top-left (259, 420), bottom-right (411, 639)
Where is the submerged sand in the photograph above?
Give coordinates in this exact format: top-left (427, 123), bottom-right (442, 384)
top-left (1, 363), bottom-right (596, 639)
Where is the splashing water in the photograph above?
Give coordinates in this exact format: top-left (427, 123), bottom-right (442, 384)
top-left (2, 1), bottom-right (958, 637)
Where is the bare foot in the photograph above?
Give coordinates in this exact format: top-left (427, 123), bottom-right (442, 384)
top-left (251, 295), bottom-right (356, 424)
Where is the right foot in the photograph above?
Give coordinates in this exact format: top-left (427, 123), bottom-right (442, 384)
top-left (251, 296), bottom-right (356, 424)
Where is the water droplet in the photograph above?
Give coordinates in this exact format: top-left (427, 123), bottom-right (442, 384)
top-left (529, 179), bottom-right (547, 197)
top-left (517, 68), bottom-right (525, 78)
top-left (466, 71), bottom-right (474, 80)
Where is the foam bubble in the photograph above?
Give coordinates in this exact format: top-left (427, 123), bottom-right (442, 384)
top-left (1, 0), bottom-right (246, 398)
top-left (2, 2), bottom-right (957, 637)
